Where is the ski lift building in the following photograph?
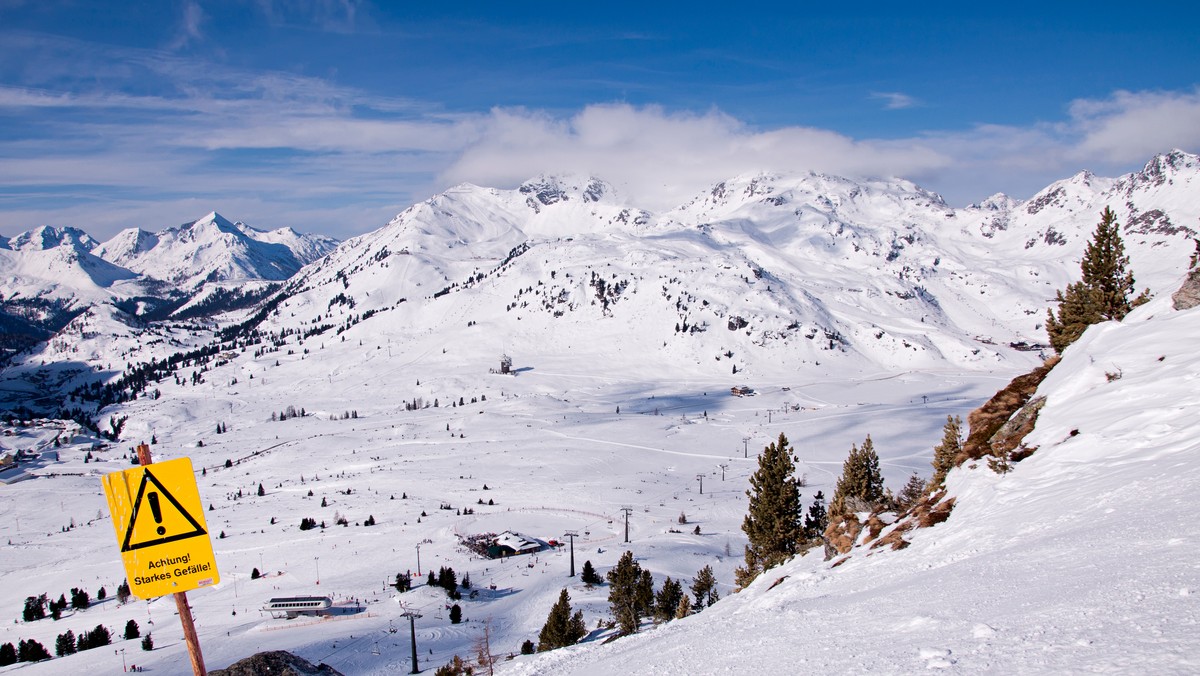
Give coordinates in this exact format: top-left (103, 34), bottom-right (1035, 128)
top-left (263, 596), bottom-right (332, 619)
top-left (486, 531), bottom-right (541, 558)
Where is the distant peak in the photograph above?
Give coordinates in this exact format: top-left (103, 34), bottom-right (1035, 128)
top-left (8, 225), bottom-right (98, 252)
top-left (185, 211), bottom-right (240, 233)
top-left (973, 193), bottom-right (1016, 211)
top-left (1143, 149), bottom-right (1199, 174)
top-left (518, 175), bottom-right (614, 206)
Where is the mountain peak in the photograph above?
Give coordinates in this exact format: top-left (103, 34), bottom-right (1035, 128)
top-left (1112, 149), bottom-right (1200, 196)
top-left (190, 211), bottom-right (238, 232)
top-left (7, 225), bottom-right (99, 252)
top-left (518, 175), bottom-right (616, 207)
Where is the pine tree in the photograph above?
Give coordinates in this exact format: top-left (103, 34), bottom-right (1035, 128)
top-left (635, 569), bottom-right (655, 617)
top-left (831, 435), bottom-right (885, 515)
top-left (580, 560), bottom-right (602, 586)
top-left (124, 619), bottom-right (140, 640)
top-left (1045, 281), bottom-right (1103, 353)
top-left (0, 642), bottom-right (15, 666)
top-left (931, 415), bottom-right (964, 487)
top-left (55, 630), bottom-right (77, 657)
top-left (803, 491), bottom-right (828, 540)
top-left (537, 589), bottom-right (585, 651)
top-left (897, 473), bottom-right (927, 510)
top-left (70, 587), bottom-right (90, 610)
top-left (449, 603), bottom-right (462, 624)
top-left (117, 580), bottom-right (131, 604)
top-left (606, 551), bottom-right (644, 634)
top-left (737, 433), bottom-right (804, 586)
top-left (22, 594), bottom-right (47, 622)
top-left (18, 639), bottom-right (51, 662)
top-left (654, 577), bottom-right (684, 623)
top-left (1047, 207), bottom-right (1149, 352)
top-left (690, 565), bottom-right (719, 611)
top-left (141, 633), bottom-right (153, 651)
top-left (675, 593), bottom-right (692, 619)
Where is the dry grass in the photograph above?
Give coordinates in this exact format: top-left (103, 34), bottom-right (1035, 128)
top-left (864, 514), bottom-right (888, 541)
top-left (823, 512), bottom-right (864, 556)
top-left (918, 497), bottom-right (956, 528)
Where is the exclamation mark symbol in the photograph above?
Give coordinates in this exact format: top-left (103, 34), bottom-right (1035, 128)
top-left (148, 492), bottom-right (165, 536)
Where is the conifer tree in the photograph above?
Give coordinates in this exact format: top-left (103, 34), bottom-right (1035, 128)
top-left (803, 491), bottom-right (828, 540)
top-left (141, 634), bottom-right (153, 651)
top-left (737, 433), bottom-right (804, 586)
top-left (690, 565), bottom-right (719, 611)
top-left (606, 551), bottom-right (644, 634)
top-left (831, 435), bottom-right (885, 515)
top-left (1047, 207), bottom-right (1149, 352)
top-left (0, 643), bottom-right (14, 667)
top-left (124, 619), bottom-right (140, 640)
top-left (654, 577), bottom-right (684, 623)
top-left (537, 589), bottom-right (586, 651)
top-left (897, 473), bottom-right (927, 510)
top-left (22, 595), bottom-right (47, 622)
top-left (580, 560), bottom-right (602, 586)
top-left (55, 630), bottom-right (77, 657)
top-left (675, 593), bottom-right (692, 619)
top-left (635, 569), bottom-right (655, 616)
top-left (931, 415), bottom-right (964, 487)
top-left (18, 639), bottom-right (51, 662)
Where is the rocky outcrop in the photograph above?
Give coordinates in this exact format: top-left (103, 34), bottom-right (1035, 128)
top-left (208, 650), bottom-right (343, 676)
top-left (1172, 268), bottom-right (1200, 311)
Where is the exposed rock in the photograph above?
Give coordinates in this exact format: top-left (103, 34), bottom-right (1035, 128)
top-left (208, 650), bottom-right (343, 676)
top-left (961, 357), bottom-right (1058, 464)
top-left (988, 395), bottom-right (1046, 461)
top-left (1172, 268), bottom-right (1200, 311)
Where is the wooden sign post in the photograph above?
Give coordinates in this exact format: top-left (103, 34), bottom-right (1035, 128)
top-left (102, 444), bottom-right (212, 676)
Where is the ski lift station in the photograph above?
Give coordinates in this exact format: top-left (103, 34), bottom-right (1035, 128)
top-left (263, 596), bottom-right (333, 619)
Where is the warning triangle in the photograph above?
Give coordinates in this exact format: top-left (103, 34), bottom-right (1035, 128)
top-left (121, 467), bottom-right (208, 552)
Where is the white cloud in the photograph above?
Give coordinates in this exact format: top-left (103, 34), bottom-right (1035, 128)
top-left (0, 34), bottom-right (1197, 241)
top-left (169, 1), bottom-right (206, 51)
top-left (442, 104), bottom-right (951, 211)
top-left (254, 0), bottom-right (368, 34)
top-left (1066, 88), bottom-right (1200, 163)
top-left (870, 91), bottom-right (919, 110)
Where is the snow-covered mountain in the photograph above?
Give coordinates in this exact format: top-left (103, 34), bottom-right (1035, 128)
top-left (94, 212), bottom-right (339, 288)
top-left (0, 214), bottom-right (338, 370)
top-left (246, 151), bottom-right (1198, 388)
top-left (0, 152), bottom-right (1197, 675)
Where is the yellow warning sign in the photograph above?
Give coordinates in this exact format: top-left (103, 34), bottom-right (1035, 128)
top-left (102, 457), bottom-right (220, 599)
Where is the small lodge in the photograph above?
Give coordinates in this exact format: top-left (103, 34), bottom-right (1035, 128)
top-left (731, 386), bottom-right (755, 397)
top-left (263, 596), bottom-right (332, 619)
top-left (486, 531), bottom-right (542, 559)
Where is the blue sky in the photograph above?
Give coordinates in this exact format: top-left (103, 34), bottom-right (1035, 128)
top-left (1, 1), bottom-right (1198, 240)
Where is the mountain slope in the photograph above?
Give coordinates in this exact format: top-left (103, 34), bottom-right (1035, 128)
top-left (241, 152), bottom-right (1199, 391)
top-left (503, 285), bottom-right (1200, 675)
